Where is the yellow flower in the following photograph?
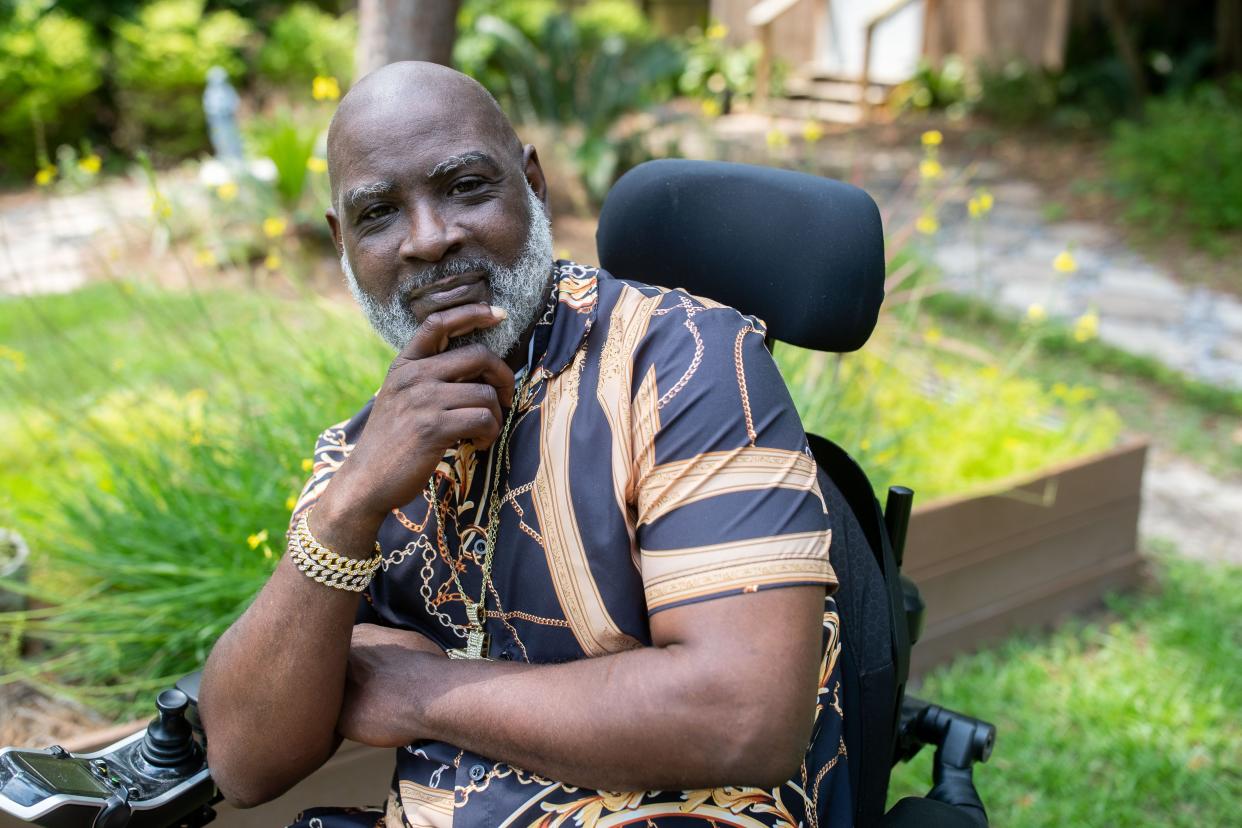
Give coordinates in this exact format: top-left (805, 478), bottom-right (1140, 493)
top-left (306, 156), bottom-right (328, 173)
top-left (35, 165), bottom-right (57, 187)
top-left (151, 194), bottom-right (173, 220)
top-left (190, 431), bottom-right (205, 446)
top-left (1073, 309), bottom-right (1099, 342)
top-left (78, 154), bottom-right (102, 175)
top-left (193, 248), bottom-right (217, 268)
top-left (919, 158), bottom-right (944, 180)
top-left (700, 98), bottom-right (722, 118)
top-left (1026, 303), bottom-right (1047, 323)
top-left (312, 75), bottom-right (341, 101)
top-left (0, 345), bottom-right (26, 372)
top-left (286, 494), bottom-right (299, 511)
top-left (262, 216), bottom-right (288, 238)
top-left (802, 121), bottom-right (824, 144)
top-left (915, 213), bottom-right (939, 235)
top-left (968, 190), bottom-right (994, 219)
top-left (859, 438), bottom-right (871, 452)
top-left (264, 250), bottom-right (282, 271)
top-left (922, 326), bottom-right (943, 345)
top-left (921, 130), bottom-right (943, 146)
top-left (765, 128), bottom-right (789, 149)
top-left (216, 182), bottom-right (239, 201)
top-left (1053, 250), bottom-right (1077, 274)
top-left (186, 388), bottom-right (209, 404)
top-left (247, 529), bottom-right (269, 550)
top-left (301, 458), bottom-right (314, 472)
top-left (706, 22), bottom-right (728, 40)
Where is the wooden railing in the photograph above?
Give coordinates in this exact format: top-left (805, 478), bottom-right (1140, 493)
top-left (746, 0), bottom-right (809, 108)
top-left (859, 0), bottom-right (928, 117)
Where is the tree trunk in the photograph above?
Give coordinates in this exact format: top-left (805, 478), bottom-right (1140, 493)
top-left (354, 0), bottom-right (463, 81)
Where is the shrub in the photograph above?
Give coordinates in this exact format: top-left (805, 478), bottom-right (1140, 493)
top-left (1108, 79), bottom-right (1242, 243)
top-left (0, 2), bottom-right (104, 178)
top-left (244, 110), bottom-right (325, 211)
top-left (0, 283), bottom-right (390, 716)
top-left (256, 3), bottom-right (357, 90)
top-left (463, 9), bottom-right (682, 203)
top-left (111, 0), bottom-right (255, 161)
top-left (678, 23), bottom-right (765, 104)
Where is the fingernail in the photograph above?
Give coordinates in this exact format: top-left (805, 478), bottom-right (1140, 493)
top-left (490, 306), bottom-right (508, 319)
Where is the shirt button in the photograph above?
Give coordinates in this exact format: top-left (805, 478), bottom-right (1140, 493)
top-left (468, 763), bottom-right (487, 782)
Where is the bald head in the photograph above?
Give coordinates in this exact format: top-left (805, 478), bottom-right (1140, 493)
top-left (327, 62), bottom-right (521, 209)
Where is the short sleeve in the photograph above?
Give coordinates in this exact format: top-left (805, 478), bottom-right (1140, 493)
top-left (631, 295), bottom-right (835, 615)
top-left (287, 399), bottom-right (376, 533)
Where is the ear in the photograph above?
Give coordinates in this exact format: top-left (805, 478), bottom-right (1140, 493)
top-left (325, 207), bottom-right (344, 257)
top-left (522, 144), bottom-right (549, 210)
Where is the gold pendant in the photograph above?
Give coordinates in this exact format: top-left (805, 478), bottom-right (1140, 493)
top-left (447, 605), bottom-right (490, 660)
top-left (447, 627), bottom-right (491, 660)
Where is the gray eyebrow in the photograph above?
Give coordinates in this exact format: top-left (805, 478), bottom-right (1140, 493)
top-left (427, 151), bottom-right (499, 179)
top-left (341, 180), bottom-right (395, 212)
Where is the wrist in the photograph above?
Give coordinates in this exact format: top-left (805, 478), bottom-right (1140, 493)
top-left (308, 486), bottom-right (387, 561)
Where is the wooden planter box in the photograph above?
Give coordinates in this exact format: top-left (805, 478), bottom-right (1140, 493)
top-left (904, 439), bottom-right (1149, 676)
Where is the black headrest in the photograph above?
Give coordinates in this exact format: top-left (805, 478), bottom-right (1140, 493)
top-left (596, 159), bottom-right (885, 352)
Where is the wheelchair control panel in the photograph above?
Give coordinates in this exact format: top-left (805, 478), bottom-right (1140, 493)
top-left (0, 687), bottom-right (216, 828)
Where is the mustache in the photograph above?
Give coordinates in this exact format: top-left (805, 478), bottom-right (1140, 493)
top-left (398, 257), bottom-right (501, 304)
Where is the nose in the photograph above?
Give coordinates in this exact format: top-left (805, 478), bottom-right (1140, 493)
top-left (398, 202), bottom-right (464, 262)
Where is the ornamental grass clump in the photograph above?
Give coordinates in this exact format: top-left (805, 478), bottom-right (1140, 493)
top-left (0, 280), bottom-right (389, 717)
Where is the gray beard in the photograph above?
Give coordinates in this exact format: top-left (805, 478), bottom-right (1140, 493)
top-left (342, 182), bottom-right (555, 358)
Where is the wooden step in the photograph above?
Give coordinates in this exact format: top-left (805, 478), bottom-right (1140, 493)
top-left (764, 97), bottom-right (864, 124)
top-left (783, 75), bottom-right (890, 106)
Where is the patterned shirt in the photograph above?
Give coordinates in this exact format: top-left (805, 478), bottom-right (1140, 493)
top-left (287, 262), bottom-right (851, 828)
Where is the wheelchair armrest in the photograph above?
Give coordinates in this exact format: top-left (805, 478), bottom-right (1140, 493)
top-left (893, 696), bottom-right (995, 828)
top-left (882, 796), bottom-right (985, 828)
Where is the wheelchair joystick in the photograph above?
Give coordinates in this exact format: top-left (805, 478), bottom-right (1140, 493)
top-left (139, 689), bottom-right (201, 773)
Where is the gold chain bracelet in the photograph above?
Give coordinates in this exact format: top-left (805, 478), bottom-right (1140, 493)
top-left (287, 511), bottom-right (382, 592)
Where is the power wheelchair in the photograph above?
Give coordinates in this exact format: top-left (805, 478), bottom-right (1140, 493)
top-left (0, 160), bottom-right (994, 828)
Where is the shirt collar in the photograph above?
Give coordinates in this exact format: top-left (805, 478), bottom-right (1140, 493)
top-left (529, 260), bottom-right (599, 378)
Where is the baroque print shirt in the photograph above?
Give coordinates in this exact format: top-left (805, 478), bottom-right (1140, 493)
top-left (287, 262), bottom-right (851, 828)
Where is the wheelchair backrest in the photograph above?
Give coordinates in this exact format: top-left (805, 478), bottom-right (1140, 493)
top-left (597, 159), bottom-right (900, 826)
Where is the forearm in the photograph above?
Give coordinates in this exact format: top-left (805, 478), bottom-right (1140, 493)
top-left (199, 502), bottom-right (380, 806)
top-left (407, 641), bottom-right (811, 791)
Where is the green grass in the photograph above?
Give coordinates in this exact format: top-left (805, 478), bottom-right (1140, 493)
top-left (888, 551), bottom-right (1242, 827)
top-left (0, 280), bottom-right (391, 715)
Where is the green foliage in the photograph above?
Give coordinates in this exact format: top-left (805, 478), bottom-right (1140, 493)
top-left (678, 23), bottom-right (763, 102)
top-left (889, 553), bottom-right (1242, 826)
top-left (775, 340), bottom-right (1122, 502)
top-left (891, 55), bottom-right (973, 117)
top-left (974, 59), bottom-right (1060, 126)
top-left (244, 110), bottom-right (324, 210)
top-left (0, 1), bottom-right (103, 177)
top-left (111, 0), bottom-right (255, 160)
top-left (0, 283), bottom-right (390, 716)
top-left (460, 7), bottom-right (682, 203)
top-left (256, 2), bottom-right (356, 89)
top-left (1108, 79), bottom-right (1242, 243)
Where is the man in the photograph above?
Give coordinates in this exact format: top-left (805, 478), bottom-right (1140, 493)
top-left (199, 61), bottom-right (851, 827)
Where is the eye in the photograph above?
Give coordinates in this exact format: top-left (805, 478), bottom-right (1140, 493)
top-left (360, 204), bottom-right (395, 222)
top-left (449, 177), bottom-right (485, 196)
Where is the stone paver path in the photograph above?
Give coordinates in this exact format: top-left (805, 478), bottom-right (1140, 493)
top-left (0, 180), bottom-right (153, 298)
top-left (928, 177), bottom-right (1242, 390)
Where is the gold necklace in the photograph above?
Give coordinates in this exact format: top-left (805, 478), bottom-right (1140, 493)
top-left (436, 373), bottom-right (527, 660)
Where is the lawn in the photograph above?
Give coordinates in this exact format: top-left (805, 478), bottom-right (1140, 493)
top-left (887, 550), bottom-right (1242, 827)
